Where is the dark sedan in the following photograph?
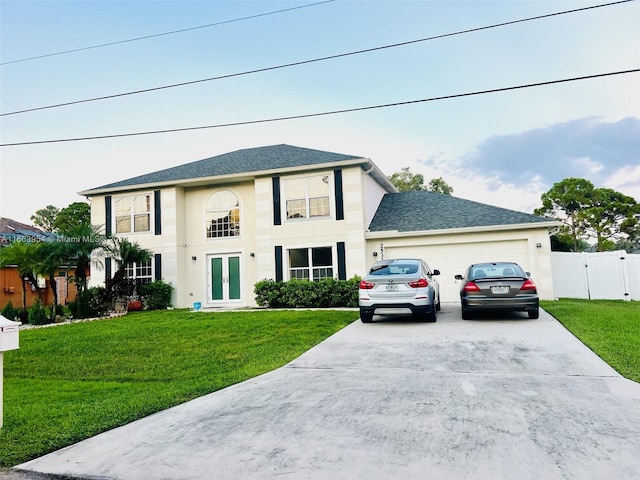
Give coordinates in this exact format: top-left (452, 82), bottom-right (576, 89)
top-left (454, 262), bottom-right (539, 320)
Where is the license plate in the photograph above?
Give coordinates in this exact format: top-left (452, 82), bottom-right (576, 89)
top-left (386, 284), bottom-right (398, 291)
top-left (491, 286), bottom-right (509, 294)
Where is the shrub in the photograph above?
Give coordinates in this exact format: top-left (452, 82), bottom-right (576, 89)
top-left (254, 276), bottom-right (360, 308)
top-left (139, 280), bottom-right (174, 310)
top-left (1, 300), bottom-right (17, 320)
top-left (68, 287), bottom-right (108, 319)
top-left (28, 299), bottom-right (48, 325)
top-left (254, 279), bottom-right (284, 308)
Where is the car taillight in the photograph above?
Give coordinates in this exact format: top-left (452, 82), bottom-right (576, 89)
top-left (408, 278), bottom-right (428, 288)
top-left (359, 280), bottom-right (375, 290)
top-left (520, 279), bottom-right (537, 291)
top-left (463, 281), bottom-right (481, 292)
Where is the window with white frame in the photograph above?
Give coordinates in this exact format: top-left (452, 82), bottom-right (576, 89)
top-left (206, 191), bottom-right (240, 238)
top-left (124, 258), bottom-right (153, 285)
top-left (284, 175), bottom-right (330, 220)
top-left (114, 194), bottom-right (151, 234)
top-left (288, 247), bottom-right (333, 281)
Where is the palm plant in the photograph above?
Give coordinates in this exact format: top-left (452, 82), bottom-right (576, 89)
top-left (0, 241), bottom-right (39, 312)
top-left (105, 237), bottom-right (153, 301)
top-left (32, 241), bottom-right (68, 320)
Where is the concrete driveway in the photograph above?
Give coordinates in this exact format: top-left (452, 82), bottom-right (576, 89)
top-left (14, 305), bottom-right (640, 480)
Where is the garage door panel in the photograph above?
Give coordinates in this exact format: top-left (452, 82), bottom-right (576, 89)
top-left (384, 240), bottom-right (529, 303)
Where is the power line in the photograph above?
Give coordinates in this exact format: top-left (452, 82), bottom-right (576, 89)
top-left (2, 68), bottom-right (637, 147)
top-left (0, 0), bottom-right (335, 66)
top-left (1, 0), bottom-right (634, 117)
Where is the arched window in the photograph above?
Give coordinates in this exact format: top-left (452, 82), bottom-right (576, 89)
top-left (206, 191), bottom-right (240, 238)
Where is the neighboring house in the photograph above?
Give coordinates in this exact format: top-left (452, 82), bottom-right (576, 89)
top-left (79, 144), bottom-right (558, 307)
top-left (0, 217), bottom-right (78, 308)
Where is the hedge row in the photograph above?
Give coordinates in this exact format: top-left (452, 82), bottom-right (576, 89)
top-left (254, 277), bottom-right (360, 308)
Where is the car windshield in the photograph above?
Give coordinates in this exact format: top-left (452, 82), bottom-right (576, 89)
top-left (369, 262), bottom-right (419, 275)
top-left (470, 264), bottom-right (524, 279)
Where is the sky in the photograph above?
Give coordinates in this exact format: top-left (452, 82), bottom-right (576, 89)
top-left (1, 0), bottom-right (639, 225)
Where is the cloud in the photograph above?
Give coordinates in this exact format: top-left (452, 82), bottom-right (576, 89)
top-left (430, 117), bottom-right (639, 199)
top-left (417, 117), bottom-right (640, 212)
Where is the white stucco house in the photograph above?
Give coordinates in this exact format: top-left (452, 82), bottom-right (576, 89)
top-left (79, 144), bottom-right (558, 307)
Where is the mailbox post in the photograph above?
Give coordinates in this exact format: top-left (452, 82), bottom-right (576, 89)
top-left (0, 314), bottom-right (21, 429)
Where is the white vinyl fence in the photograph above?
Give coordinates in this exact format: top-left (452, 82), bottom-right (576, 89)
top-left (551, 250), bottom-right (640, 301)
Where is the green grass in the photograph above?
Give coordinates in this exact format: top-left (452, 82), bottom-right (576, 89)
top-left (541, 299), bottom-right (640, 383)
top-left (0, 309), bottom-right (358, 467)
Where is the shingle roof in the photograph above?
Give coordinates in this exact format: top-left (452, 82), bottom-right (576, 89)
top-left (0, 217), bottom-right (55, 246)
top-left (81, 144), bottom-right (365, 194)
top-left (368, 191), bottom-right (551, 232)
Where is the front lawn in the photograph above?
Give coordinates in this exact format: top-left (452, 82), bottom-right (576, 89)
top-left (0, 309), bottom-right (358, 467)
top-left (541, 299), bottom-right (640, 383)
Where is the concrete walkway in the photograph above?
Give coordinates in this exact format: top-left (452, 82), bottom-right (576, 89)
top-left (13, 305), bottom-right (640, 479)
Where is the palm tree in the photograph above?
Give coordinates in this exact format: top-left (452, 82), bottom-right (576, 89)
top-left (32, 241), bottom-right (68, 320)
top-left (0, 242), bottom-right (39, 312)
top-left (105, 237), bottom-right (152, 300)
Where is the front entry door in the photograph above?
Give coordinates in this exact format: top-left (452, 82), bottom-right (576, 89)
top-left (208, 254), bottom-right (241, 303)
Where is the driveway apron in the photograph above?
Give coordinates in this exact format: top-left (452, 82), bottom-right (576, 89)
top-left (16, 306), bottom-right (640, 480)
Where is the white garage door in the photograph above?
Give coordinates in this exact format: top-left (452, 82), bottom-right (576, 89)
top-left (385, 240), bottom-right (530, 303)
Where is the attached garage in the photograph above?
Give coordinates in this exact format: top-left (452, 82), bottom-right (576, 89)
top-left (365, 191), bottom-right (559, 302)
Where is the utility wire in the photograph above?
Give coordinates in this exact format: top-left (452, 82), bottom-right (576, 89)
top-left (0, 0), bottom-right (335, 66)
top-left (2, 68), bottom-right (637, 147)
top-left (1, 0), bottom-right (634, 117)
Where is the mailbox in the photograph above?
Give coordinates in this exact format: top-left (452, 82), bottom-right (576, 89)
top-left (0, 315), bottom-right (20, 352)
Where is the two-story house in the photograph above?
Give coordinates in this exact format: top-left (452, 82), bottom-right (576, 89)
top-left (79, 144), bottom-right (558, 308)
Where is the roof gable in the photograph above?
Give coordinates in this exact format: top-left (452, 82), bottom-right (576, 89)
top-left (368, 191), bottom-right (551, 232)
top-left (81, 144), bottom-right (365, 194)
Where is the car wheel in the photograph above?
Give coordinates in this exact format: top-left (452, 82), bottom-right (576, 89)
top-left (425, 309), bottom-right (437, 322)
top-left (461, 305), bottom-right (472, 320)
top-left (360, 308), bottom-right (373, 323)
top-left (528, 308), bottom-right (539, 319)
top-left (435, 294), bottom-right (441, 312)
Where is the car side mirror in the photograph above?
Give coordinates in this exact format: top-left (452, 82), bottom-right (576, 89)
top-left (526, 272), bottom-right (531, 277)
top-left (454, 274), bottom-right (463, 280)
top-left (432, 269), bottom-right (440, 276)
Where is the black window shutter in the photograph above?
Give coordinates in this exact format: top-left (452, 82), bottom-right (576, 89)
top-left (275, 246), bottom-right (283, 282)
top-left (334, 169), bottom-right (344, 221)
top-left (154, 190), bottom-right (162, 235)
top-left (105, 257), bottom-right (112, 284)
top-left (105, 196), bottom-right (112, 237)
top-left (337, 242), bottom-right (346, 280)
top-left (272, 177), bottom-right (281, 226)
top-left (154, 253), bottom-right (162, 280)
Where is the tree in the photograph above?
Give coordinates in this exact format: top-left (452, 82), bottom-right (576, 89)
top-left (31, 241), bottom-right (68, 320)
top-left (30, 205), bottom-right (59, 232)
top-left (534, 178), bottom-right (594, 252)
top-left (0, 241), bottom-right (39, 311)
top-left (55, 204), bottom-right (105, 297)
top-left (388, 167), bottom-right (426, 192)
top-left (535, 178), bottom-right (639, 252)
top-left (54, 202), bottom-right (90, 233)
top-left (427, 177), bottom-right (454, 195)
top-left (579, 188), bottom-right (639, 252)
top-left (388, 167), bottom-right (454, 195)
top-left (105, 237), bottom-right (153, 300)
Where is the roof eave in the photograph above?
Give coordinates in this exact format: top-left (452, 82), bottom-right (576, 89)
top-left (365, 220), bottom-right (562, 239)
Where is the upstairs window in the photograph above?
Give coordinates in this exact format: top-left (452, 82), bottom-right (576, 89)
top-left (289, 247), bottom-right (333, 281)
top-left (206, 191), bottom-right (240, 238)
top-left (115, 194), bottom-right (151, 234)
top-left (284, 175), bottom-right (330, 220)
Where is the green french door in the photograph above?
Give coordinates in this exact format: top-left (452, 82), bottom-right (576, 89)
top-left (208, 254), bottom-right (241, 302)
